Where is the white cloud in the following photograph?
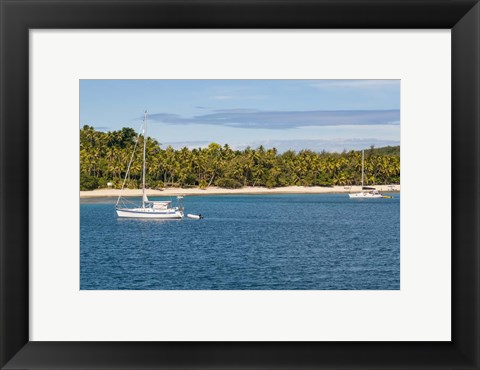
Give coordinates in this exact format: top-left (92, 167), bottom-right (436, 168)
top-left (149, 109), bottom-right (400, 129)
top-left (234, 138), bottom-right (400, 153)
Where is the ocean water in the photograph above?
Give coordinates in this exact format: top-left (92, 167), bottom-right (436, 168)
top-left (80, 193), bottom-right (400, 290)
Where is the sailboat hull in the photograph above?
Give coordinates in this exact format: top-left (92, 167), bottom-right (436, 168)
top-left (116, 112), bottom-right (189, 219)
top-left (349, 193), bottom-right (383, 199)
top-left (348, 149), bottom-right (384, 199)
top-left (116, 208), bottom-right (184, 219)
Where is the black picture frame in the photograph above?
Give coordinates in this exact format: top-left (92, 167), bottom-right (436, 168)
top-left (1, 0), bottom-right (479, 369)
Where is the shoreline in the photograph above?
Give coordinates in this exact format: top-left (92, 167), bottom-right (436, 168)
top-left (80, 185), bottom-right (400, 198)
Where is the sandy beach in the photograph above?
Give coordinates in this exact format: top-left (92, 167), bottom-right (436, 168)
top-left (80, 185), bottom-right (400, 198)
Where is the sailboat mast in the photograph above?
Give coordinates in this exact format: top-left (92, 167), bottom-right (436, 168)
top-left (142, 110), bottom-right (147, 208)
top-left (361, 149), bottom-right (364, 188)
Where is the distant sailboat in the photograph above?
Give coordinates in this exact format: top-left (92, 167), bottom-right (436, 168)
top-left (115, 111), bottom-right (184, 219)
top-left (349, 149), bottom-right (383, 199)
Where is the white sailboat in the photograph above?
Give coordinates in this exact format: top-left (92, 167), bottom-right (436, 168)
top-left (349, 149), bottom-right (383, 199)
top-left (115, 111), bottom-right (184, 219)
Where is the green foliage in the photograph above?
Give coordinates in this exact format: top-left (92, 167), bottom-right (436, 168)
top-left (80, 126), bottom-right (400, 190)
top-left (316, 173), bottom-right (334, 187)
top-left (80, 174), bottom-right (99, 190)
top-left (97, 177), bottom-right (110, 189)
top-left (216, 178), bottom-right (243, 189)
top-left (370, 145), bottom-right (400, 156)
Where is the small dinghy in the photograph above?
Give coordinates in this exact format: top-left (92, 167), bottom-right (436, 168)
top-left (187, 214), bottom-right (203, 220)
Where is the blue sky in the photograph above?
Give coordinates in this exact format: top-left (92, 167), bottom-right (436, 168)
top-left (80, 79), bottom-right (400, 152)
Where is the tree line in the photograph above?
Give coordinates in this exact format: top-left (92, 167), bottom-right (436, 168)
top-left (80, 125), bottom-right (400, 190)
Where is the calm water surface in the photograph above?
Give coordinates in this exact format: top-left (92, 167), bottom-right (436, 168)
top-left (80, 194), bottom-right (399, 290)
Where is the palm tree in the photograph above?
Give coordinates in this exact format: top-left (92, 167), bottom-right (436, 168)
top-left (80, 126), bottom-right (400, 190)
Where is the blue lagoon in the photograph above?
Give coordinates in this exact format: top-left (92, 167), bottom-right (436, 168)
top-left (80, 193), bottom-right (400, 290)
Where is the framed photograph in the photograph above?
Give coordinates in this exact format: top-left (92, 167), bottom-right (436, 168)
top-left (1, 0), bottom-right (479, 369)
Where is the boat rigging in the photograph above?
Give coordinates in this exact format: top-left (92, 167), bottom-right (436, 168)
top-left (115, 111), bottom-right (185, 219)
